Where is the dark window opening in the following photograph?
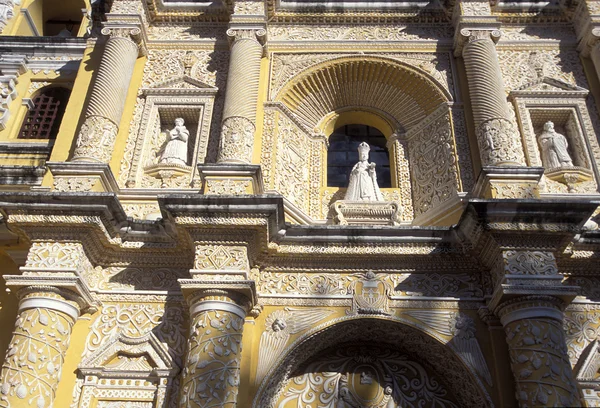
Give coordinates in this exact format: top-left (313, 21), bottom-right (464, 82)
top-left (18, 87), bottom-right (71, 140)
top-left (327, 124), bottom-right (391, 188)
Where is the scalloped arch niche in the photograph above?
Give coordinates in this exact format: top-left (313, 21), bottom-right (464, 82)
top-left (275, 56), bottom-right (452, 132)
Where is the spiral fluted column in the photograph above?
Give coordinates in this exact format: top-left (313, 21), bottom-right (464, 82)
top-left (72, 27), bottom-right (143, 163)
top-left (0, 288), bottom-right (81, 408)
top-left (217, 28), bottom-right (265, 164)
top-left (179, 288), bottom-right (251, 408)
top-left (460, 29), bottom-right (526, 166)
top-left (496, 297), bottom-right (579, 407)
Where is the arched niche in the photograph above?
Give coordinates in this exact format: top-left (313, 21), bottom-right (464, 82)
top-left (261, 56), bottom-right (472, 225)
top-left (253, 316), bottom-right (493, 408)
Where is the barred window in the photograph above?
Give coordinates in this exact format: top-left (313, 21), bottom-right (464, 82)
top-left (327, 124), bottom-right (391, 188)
top-left (18, 87), bottom-right (70, 140)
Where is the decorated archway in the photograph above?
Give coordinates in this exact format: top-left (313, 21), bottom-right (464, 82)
top-left (253, 316), bottom-right (493, 408)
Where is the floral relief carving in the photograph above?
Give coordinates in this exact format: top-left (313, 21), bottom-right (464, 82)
top-left (25, 242), bottom-right (88, 270)
top-left (83, 267), bottom-right (187, 292)
top-left (180, 309), bottom-right (244, 407)
top-left (84, 303), bottom-right (186, 367)
top-left (53, 177), bottom-right (97, 192)
top-left (267, 25), bottom-right (453, 43)
top-left (275, 345), bottom-right (460, 408)
top-left (205, 179), bottom-right (250, 195)
top-left (564, 309), bottom-right (600, 366)
top-left (498, 50), bottom-right (586, 93)
top-left (408, 109), bottom-right (460, 216)
top-left (218, 116), bottom-right (254, 163)
top-left (194, 245), bottom-right (249, 271)
top-left (274, 114), bottom-right (311, 213)
top-left (503, 251), bottom-right (558, 276)
top-left (0, 298), bottom-right (75, 408)
top-left (72, 116), bottom-right (118, 163)
top-left (505, 317), bottom-right (579, 406)
top-left (256, 271), bottom-right (483, 298)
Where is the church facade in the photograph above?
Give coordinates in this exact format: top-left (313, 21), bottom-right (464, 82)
top-left (1, 0), bottom-right (600, 406)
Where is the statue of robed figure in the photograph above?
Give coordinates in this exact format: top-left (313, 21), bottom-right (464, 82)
top-left (344, 142), bottom-right (384, 201)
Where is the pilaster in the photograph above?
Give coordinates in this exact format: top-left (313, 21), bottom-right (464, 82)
top-left (71, 16), bottom-right (146, 165)
top-left (178, 241), bottom-right (256, 408)
top-left (487, 250), bottom-right (581, 406)
top-left (453, 0), bottom-right (530, 198)
top-left (0, 241), bottom-right (98, 408)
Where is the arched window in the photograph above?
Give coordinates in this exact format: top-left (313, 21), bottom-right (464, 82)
top-left (18, 87), bottom-right (71, 140)
top-left (327, 124), bottom-right (391, 188)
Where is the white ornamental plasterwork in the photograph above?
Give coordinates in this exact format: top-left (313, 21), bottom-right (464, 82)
top-left (267, 25), bottom-right (453, 42)
top-left (109, 0), bottom-right (147, 23)
top-left (119, 97), bottom-right (145, 186)
top-left (564, 308), bottom-right (600, 366)
top-left (233, 0), bottom-right (264, 15)
top-left (123, 95), bottom-right (215, 189)
top-left (25, 241), bottom-right (92, 273)
top-left (147, 24), bottom-right (226, 41)
top-left (499, 25), bottom-right (576, 42)
top-left (256, 308), bottom-right (334, 385)
top-left (458, 1), bottom-right (491, 16)
top-left (141, 50), bottom-right (228, 90)
top-left (269, 52), bottom-right (453, 101)
top-left (451, 107), bottom-right (475, 191)
top-left (256, 271), bottom-right (483, 298)
top-left (25, 81), bottom-right (51, 96)
top-left (84, 303), bottom-right (186, 366)
top-left (194, 244), bottom-right (249, 270)
top-left (218, 116), bottom-right (255, 164)
top-left (502, 250), bottom-right (559, 276)
top-left (83, 266), bottom-right (187, 292)
top-left (274, 113), bottom-right (311, 214)
top-left (498, 49), bottom-right (586, 93)
top-left (407, 107), bottom-right (461, 217)
top-left (53, 177), bottom-right (97, 192)
top-left (205, 179), bottom-right (250, 195)
top-left (275, 345), bottom-right (460, 408)
top-left (121, 202), bottom-right (161, 220)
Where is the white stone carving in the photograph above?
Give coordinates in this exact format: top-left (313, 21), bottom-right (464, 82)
top-left (344, 142), bottom-right (383, 202)
top-left (160, 117), bottom-right (189, 166)
top-left (447, 313), bottom-right (493, 387)
top-left (255, 307), bottom-right (334, 385)
top-left (538, 121), bottom-right (574, 169)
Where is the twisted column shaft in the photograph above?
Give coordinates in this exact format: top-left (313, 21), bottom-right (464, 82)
top-left (72, 28), bottom-right (141, 163)
top-left (0, 289), bottom-right (80, 408)
top-left (497, 296), bottom-right (579, 407)
top-left (179, 290), bottom-right (250, 408)
top-left (217, 29), bottom-right (264, 164)
top-left (461, 30), bottom-right (526, 166)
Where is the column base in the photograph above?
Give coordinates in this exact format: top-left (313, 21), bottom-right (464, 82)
top-left (197, 163), bottom-right (263, 195)
top-left (472, 166), bottom-right (544, 199)
top-left (47, 162), bottom-right (119, 193)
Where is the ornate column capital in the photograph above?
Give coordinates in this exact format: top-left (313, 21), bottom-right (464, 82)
top-left (574, 0), bottom-right (600, 57)
top-left (3, 241), bottom-right (100, 314)
top-left (101, 24), bottom-right (147, 57)
top-left (487, 249), bottom-right (578, 313)
top-left (454, 28), bottom-right (502, 57)
top-left (226, 27), bottom-right (267, 49)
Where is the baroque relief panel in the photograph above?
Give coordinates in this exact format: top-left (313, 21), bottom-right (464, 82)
top-left (407, 106), bottom-right (462, 217)
top-left (119, 49), bottom-right (229, 187)
top-left (498, 49), bottom-right (600, 194)
top-left (261, 105), bottom-right (325, 219)
top-left (274, 345), bottom-right (460, 408)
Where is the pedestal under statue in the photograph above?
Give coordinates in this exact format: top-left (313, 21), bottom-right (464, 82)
top-left (333, 142), bottom-right (398, 226)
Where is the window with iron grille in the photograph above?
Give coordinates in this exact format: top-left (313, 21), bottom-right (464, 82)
top-left (18, 87), bottom-right (70, 140)
top-left (327, 124), bottom-right (391, 188)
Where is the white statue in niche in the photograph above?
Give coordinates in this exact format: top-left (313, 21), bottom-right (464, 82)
top-left (160, 118), bottom-right (189, 166)
top-left (344, 142), bottom-right (384, 201)
top-left (538, 121), bottom-right (574, 169)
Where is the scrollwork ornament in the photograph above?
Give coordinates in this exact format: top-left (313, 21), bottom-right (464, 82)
top-left (72, 116), bottom-right (118, 163)
top-left (503, 251), bottom-right (559, 276)
top-left (218, 116), bottom-right (255, 164)
top-left (476, 118), bottom-right (526, 166)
